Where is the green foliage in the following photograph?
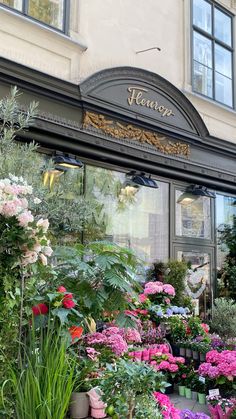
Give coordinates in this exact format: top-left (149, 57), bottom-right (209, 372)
top-left (166, 316), bottom-right (187, 343)
top-left (164, 260), bottom-right (188, 307)
top-left (55, 241), bottom-right (141, 324)
top-left (2, 325), bottom-right (76, 419)
top-left (210, 297), bottom-right (236, 338)
top-left (134, 394), bottom-right (162, 419)
top-left (218, 215), bottom-right (236, 300)
top-left (100, 359), bottom-right (166, 419)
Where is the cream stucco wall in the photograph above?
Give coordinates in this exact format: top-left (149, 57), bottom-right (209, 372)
top-left (0, 0), bottom-right (236, 143)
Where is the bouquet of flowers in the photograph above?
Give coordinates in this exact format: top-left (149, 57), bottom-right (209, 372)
top-left (206, 395), bottom-right (236, 419)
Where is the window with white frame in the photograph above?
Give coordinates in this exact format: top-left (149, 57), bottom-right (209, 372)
top-left (0, 0), bottom-right (68, 32)
top-left (192, 0), bottom-right (233, 108)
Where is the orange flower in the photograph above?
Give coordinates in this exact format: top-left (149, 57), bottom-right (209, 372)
top-left (69, 326), bottom-right (83, 341)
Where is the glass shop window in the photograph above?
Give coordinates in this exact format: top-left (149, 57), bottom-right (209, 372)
top-left (192, 0), bottom-right (233, 107)
top-left (0, 0), bottom-right (67, 32)
top-left (176, 189), bottom-right (211, 239)
top-left (84, 166), bottom-right (169, 264)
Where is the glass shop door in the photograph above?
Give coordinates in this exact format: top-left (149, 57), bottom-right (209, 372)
top-left (173, 244), bottom-right (215, 319)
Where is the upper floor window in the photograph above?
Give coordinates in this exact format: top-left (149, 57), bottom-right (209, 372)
top-left (192, 0), bottom-right (233, 108)
top-left (0, 0), bottom-right (67, 32)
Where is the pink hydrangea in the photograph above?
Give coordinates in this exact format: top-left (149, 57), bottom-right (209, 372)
top-left (206, 350), bottom-right (221, 364)
top-left (162, 284), bottom-right (175, 296)
top-left (154, 392), bottom-right (180, 419)
top-left (168, 363), bottom-right (179, 373)
top-left (121, 328), bottom-right (141, 343)
top-left (107, 334), bottom-right (128, 356)
top-left (86, 332), bottom-right (106, 345)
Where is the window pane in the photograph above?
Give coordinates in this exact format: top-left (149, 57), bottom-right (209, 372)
top-left (193, 0), bottom-right (212, 34)
top-left (176, 190), bottom-right (212, 239)
top-left (28, 0), bottom-right (64, 30)
top-left (193, 61), bottom-right (213, 97)
top-left (0, 0), bottom-right (22, 10)
top-left (216, 194), bottom-right (236, 279)
top-left (215, 8), bottom-right (232, 46)
top-left (193, 31), bottom-right (212, 67)
top-left (215, 44), bottom-right (232, 78)
top-left (85, 166), bottom-right (169, 264)
top-left (177, 250), bottom-right (211, 317)
top-left (215, 72), bottom-right (233, 107)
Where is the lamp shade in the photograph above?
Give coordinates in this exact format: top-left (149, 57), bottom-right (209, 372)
top-left (177, 185), bottom-right (215, 205)
top-left (130, 173), bottom-right (158, 189)
top-left (53, 155), bottom-right (83, 169)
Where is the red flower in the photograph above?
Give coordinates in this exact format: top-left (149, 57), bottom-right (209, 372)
top-left (69, 326), bottom-right (83, 341)
top-left (63, 293), bottom-right (73, 299)
top-left (32, 303), bottom-right (48, 316)
top-left (62, 294), bottom-right (76, 309)
top-left (201, 323), bottom-right (209, 333)
top-left (57, 286), bottom-right (67, 293)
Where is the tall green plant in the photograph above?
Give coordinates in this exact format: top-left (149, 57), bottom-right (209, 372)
top-left (2, 325), bottom-right (76, 419)
top-left (55, 241), bottom-right (141, 326)
top-left (218, 215), bottom-right (236, 300)
top-left (210, 298), bottom-right (236, 338)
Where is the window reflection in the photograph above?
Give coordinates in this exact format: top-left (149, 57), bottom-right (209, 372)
top-left (193, 0), bottom-right (212, 34)
top-left (85, 166), bottom-right (169, 263)
top-left (216, 194), bottom-right (236, 269)
top-left (176, 190), bottom-right (211, 239)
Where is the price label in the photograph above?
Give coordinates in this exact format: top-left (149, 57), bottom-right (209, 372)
top-left (209, 389), bottom-right (220, 397)
top-left (199, 376), bottom-right (205, 383)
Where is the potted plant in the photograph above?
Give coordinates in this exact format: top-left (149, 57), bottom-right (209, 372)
top-left (175, 363), bottom-right (189, 397)
top-left (194, 380), bottom-right (206, 405)
top-left (197, 342), bottom-right (211, 362)
top-left (99, 359), bottom-right (167, 419)
top-left (184, 370), bottom-right (195, 399)
top-left (190, 342), bottom-right (199, 361)
top-left (70, 358), bottom-right (95, 419)
top-left (190, 374), bottom-right (199, 401)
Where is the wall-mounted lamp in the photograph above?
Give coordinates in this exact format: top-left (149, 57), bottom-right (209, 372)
top-left (126, 171), bottom-right (159, 189)
top-left (53, 155), bottom-right (83, 169)
top-left (43, 168), bottom-right (65, 189)
top-left (177, 185), bottom-right (216, 205)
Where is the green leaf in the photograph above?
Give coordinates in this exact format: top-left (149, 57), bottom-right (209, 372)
top-left (47, 293), bottom-right (58, 302)
top-left (51, 308), bottom-right (70, 325)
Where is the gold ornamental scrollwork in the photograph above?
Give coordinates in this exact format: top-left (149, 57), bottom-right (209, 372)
top-left (83, 111), bottom-right (190, 158)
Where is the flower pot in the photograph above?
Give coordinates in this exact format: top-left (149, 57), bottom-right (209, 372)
top-left (70, 392), bottom-right (90, 419)
top-left (165, 384), bottom-right (174, 394)
top-left (186, 348), bottom-right (192, 358)
top-left (198, 393), bottom-right (206, 405)
top-left (185, 387), bottom-right (192, 399)
top-left (179, 347), bottom-right (186, 357)
top-left (90, 407), bottom-right (106, 418)
top-left (133, 351), bottom-right (142, 361)
top-left (171, 343), bottom-right (180, 356)
top-left (178, 385), bottom-right (185, 396)
top-left (191, 391), bottom-right (198, 401)
top-left (199, 352), bottom-right (206, 362)
top-left (192, 350), bottom-right (199, 360)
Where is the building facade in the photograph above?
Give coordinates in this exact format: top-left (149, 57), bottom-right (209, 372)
top-left (1, 0), bottom-right (236, 315)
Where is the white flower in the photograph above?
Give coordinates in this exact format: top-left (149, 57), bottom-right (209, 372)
top-left (33, 198), bottom-right (41, 205)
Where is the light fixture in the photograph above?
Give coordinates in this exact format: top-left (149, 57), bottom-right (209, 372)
top-left (53, 155), bottom-right (83, 169)
top-left (43, 168), bottom-right (65, 189)
top-left (126, 171), bottom-right (159, 189)
top-left (177, 185), bottom-right (216, 205)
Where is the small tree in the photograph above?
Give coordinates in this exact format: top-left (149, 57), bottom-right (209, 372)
top-left (218, 215), bottom-right (236, 300)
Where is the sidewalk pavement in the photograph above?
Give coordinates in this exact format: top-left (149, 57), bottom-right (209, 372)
top-left (170, 393), bottom-right (210, 414)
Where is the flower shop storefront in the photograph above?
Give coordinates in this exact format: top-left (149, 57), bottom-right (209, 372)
top-left (0, 58), bottom-right (236, 317)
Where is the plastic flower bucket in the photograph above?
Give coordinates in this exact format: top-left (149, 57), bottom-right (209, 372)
top-left (178, 385), bottom-right (185, 396)
top-left (185, 387), bottom-right (192, 399)
top-left (198, 393), bottom-right (206, 405)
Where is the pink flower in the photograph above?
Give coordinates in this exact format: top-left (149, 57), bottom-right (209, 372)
top-left (107, 334), bottom-right (128, 356)
top-left (57, 286), bottom-right (67, 293)
top-left (17, 210), bottom-right (34, 227)
top-left (37, 218), bottom-right (49, 232)
top-left (162, 284), bottom-right (175, 296)
top-left (86, 347), bottom-right (100, 360)
top-left (139, 293), bottom-right (148, 303)
top-left (175, 357), bottom-right (185, 364)
top-left (121, 328), bottom-right (141, 343)
top-left (87, 332), bottom-right (106, 345)
top-left (168, 363), bottom-right (178, 373)
top-left (158, 361), bottom-right (171, 370)
top-left (165, 298), bottom-right (171, 304)
top-left (206, 350), bottom-right (221, 364)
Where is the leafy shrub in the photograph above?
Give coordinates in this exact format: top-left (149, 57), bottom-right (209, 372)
top-left (210, 298), bottom-right (236, 338)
